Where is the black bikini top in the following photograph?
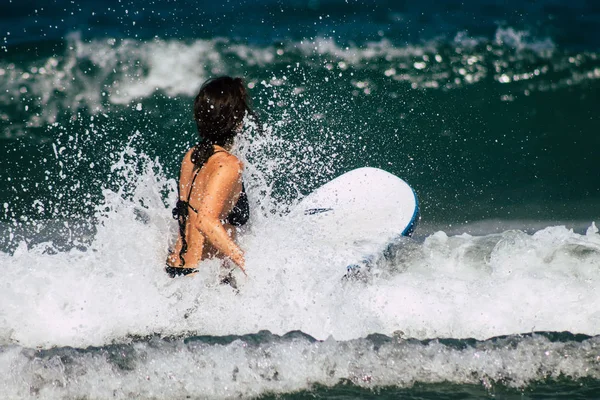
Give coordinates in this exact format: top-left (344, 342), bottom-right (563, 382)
top-left (172, 149), bottom-right (249, 266)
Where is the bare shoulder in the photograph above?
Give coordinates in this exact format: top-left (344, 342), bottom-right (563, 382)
top-left (209, 151), bottom-right (243, 172)
top-left (178, 148), bottom-right (196, 181)
top-left (201, 152), bottom-right (242, 187)
top-left (183, 147), bottom-right (195, 165)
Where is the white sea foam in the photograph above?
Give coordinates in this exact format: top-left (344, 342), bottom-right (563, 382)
top-left (494, 27), bottom-right (555, 53)
top-left (0, 29), bottom-right (595, 134)
top-left (1, 29), bottom-right (600, 350)
top-left (0, 333), bottom-right (598, 398)
top-left (1, 139), bottom-right (600, 349)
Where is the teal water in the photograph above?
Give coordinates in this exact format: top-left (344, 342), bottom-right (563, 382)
top-left (1, 34), bottom-right (599, 235)
top-left (1, 1), bottom-right (600, 399)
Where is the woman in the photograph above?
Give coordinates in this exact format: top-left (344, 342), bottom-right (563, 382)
top-left (165, 76), bottom-right (253, 278)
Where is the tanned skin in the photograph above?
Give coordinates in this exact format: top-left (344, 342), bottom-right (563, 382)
top-left (166, 145), bottom-right (246, 275)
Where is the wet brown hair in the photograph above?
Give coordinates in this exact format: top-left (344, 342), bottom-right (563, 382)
top-left (191, 76), bottom-right (253, 166)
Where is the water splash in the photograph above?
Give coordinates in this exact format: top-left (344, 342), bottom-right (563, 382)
top-left (1, 138), bottom-right (599, 348)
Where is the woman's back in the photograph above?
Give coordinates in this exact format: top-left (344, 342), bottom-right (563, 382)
top-left (167, 146), bottom-right (244, 270)
top-left (165, 76), bottom-right (254, 278)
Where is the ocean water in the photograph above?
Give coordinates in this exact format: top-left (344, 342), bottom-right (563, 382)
top-left (1, 0), bottom-right (600, 398)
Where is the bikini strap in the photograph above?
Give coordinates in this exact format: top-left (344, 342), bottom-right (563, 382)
top-left (186, 168), bottom-right (201, 203)
top-left (174, 148), bottom-right (228, 266)
top-left (186, 150), bottom-right (227, 203)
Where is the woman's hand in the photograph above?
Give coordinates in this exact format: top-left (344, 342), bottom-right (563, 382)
top-left (230, 249), bottom-right (247, 276)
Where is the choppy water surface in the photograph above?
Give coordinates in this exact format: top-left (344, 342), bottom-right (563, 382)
top-left (1, 0), bottom-right (599, 398)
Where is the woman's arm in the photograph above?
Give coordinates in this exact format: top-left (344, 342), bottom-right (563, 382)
top-left (192, 154), bottom-right (246, 274)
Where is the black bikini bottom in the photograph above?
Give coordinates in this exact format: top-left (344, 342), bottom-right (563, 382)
top-left (165, 265), bottom-right (199, 278)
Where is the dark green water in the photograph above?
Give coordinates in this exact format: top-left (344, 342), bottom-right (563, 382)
top-left (2, 37), bottom-right (599, 233)
top-left (1, 1), bottom-right (600, 399)
top-left (267, 381), bottom-right (600, 400)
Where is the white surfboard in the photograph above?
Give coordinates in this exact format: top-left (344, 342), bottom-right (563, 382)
top-left (286, 167), bottom-right (419, 268)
